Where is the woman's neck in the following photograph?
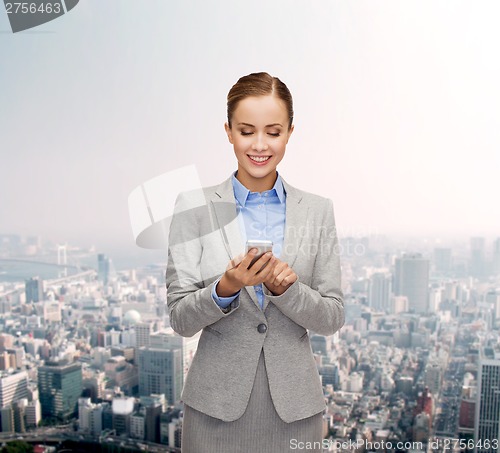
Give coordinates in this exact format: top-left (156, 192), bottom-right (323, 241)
top-left (236, 169), bottom-right (277, 193)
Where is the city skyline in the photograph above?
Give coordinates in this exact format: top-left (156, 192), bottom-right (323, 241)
top-left (0, 221), bottom-right (499, 450)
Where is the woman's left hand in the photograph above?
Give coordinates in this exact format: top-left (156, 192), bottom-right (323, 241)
top-left (263, 257), bottom-right (298, 296)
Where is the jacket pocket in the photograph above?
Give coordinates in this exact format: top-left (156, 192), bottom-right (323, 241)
top-left (299, 330), bottom-right (309, 341)
top-left (204, 325), bottom-right (223, 338)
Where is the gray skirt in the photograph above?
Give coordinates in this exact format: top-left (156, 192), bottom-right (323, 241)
top-left (181, 348), bottom-right (324, 453)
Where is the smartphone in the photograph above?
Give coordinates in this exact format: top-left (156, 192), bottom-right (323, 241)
top-left (246, 239), bottom-right (273, 269)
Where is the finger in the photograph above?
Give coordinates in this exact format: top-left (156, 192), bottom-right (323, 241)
top-left (240, 248), bottom-right (260, 269)
top-left (281, 272), bottom-right (297, 286)
top-left (275, 269), bottom-right (295, 287)
top-left (247, 251), bottom-right (273, 272)
top-left (256, 256), bottom-right (277, 278)
top-left (269, 263), bottom-right (287, 285)
top-left (264, 260), bottom-right (282, 282)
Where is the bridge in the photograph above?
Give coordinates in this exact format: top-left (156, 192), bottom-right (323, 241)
top-left (0, 257), bottom-right (91, 271)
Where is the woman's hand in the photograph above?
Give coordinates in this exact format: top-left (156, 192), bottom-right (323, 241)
top-left (263, 257), bottom-right (298, 296)
top-left (216, 249), bottom-right (276, 297)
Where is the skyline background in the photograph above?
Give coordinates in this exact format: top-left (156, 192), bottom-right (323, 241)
top-left (1, 1), bottom-right (499, 262)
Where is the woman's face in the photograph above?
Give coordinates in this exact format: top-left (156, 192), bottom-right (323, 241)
top-left (224, 95), bottom-right (294, 192)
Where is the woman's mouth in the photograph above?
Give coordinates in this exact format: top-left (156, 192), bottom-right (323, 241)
top-left (247, 155), bottom-right (271, 165)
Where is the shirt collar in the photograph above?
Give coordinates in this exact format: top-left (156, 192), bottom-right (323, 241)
top-left (231, 170), bottom-right (286, 206)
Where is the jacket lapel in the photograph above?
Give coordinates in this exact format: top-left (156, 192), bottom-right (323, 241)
top-left (279, 178), bottom-right (309, 270)
top-left (261, 178), bottom-right (309, 311)
top-left (211, 177), bottom-right (260, 309)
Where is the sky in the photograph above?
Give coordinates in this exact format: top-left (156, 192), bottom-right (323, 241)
top-left (1, 0), bottom-right (499, 262)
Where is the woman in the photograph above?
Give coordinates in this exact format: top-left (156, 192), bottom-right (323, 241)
top-left (166, 72), bottom-right (344, 452)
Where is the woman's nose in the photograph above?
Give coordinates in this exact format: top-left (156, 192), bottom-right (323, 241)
top-left (252, 134), bottom-right (268, 151)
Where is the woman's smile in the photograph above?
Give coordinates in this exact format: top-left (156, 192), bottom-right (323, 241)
top-left (247, 154), bottom-right (272, 165)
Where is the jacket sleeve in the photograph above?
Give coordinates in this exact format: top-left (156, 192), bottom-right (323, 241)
top-left (262, 198), bottom-right (344, 336)
top-left (166, 191), bottom-right (240, 337)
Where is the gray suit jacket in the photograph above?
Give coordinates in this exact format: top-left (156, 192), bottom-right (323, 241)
top-left (165, 174), bottom-right (344, 423)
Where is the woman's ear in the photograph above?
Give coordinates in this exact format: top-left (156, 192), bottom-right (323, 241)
top-left (286, 124), bottom-right (294, 144)
top-left (224, 122), bottom-right (234, 144)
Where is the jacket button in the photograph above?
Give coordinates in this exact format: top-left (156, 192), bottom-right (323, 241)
top-left (257, 323), bottom-right (267, 333)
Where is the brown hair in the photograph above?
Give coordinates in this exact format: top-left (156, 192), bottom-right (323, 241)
top-left (227, 72), bottom-right (294, 131)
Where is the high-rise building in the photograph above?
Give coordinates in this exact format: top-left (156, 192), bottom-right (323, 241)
top-left (97, 253), bottom-right (113, 285)
top-left (394, 253), bottom-right (429, 314)
top-left (0, 371), bottom-right (29, 408)
top-left (130, 410), bottom-right (146, 440)
top-left (0, 406), bottom-right (14, 432)
top-left (492, 238), bottom-right (500, 275)
top-left (112, 397), bottom-right (134, 436)
top-left (475, 348), bottom-right (500, 453)
top-left (25, 399), bottom-right (41, 428)
top-left (368, 272), bottom-right (392, 312)
top-left (13, 399), bottom-right (27, 433)
top-left (25, 277), bottom-right (43, 303)
top-left (38, 361), bottom-right (82, 421)
top-left (135, 322), bottom-right (154, 349)
top-left (434, 247), bottom-right (452, 275)
top-left (470, 237), bottom-right (486, 278)
top-left (150, 330), bottom-right (199, 384)
top-left (137, 347), bottom-right (182, 405)
top-left (145, 403), bottom-right (162, 443)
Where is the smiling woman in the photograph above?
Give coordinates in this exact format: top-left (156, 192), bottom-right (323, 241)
top-left (166, 72), bottom-right (344, 453)
top-left (224, 80), bottom-right (294, 193)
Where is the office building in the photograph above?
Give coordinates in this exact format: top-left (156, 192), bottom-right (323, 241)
top-left (475, 348), bottom-right (500, 453)
top-left (434, 247), bottom-right (452, 275)
top-left (394, 253), bottom-right (429, 313)
top-left (493, 238), bottom-right (500, 275)
top-left (470, 237), bottom-right (486, 278)
top-left (150, 330), bottom-right (199, 384)
top-left (130, 410), bottom-right (146, 440)
top-left (38, 361), bottom-right (82, 421)
top-left (0, 371), bottom-right (29, 408)
top-left (0, 406), bottom-right (14, 432)
top-left (112, 397), bottom-right (134, 436)
top-left (97, 253), bottom-right (113, 285)
top-left (25, 399), bottom-right (41, 428)
top-left (25, 277), bottom-right (43, 303)
top-left (137, 347), bottom-right (182, 405)
top-left (144, 402), bottom-right (162, 443)
top-left (368, 272), bottom-right (392, 312)
top-left (135, 322), bottom-right (155, 349)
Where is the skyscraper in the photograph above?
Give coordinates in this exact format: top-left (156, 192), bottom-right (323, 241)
top-left (368, 272), bottom-right (392, 312)
top-left (135, 321), bottom-right (155, 349)
top-left (25, 277), bottom-right (43, 303)
top-left (0, 371), bottom-right (29, 408)
top-left (470, 237), bottom-right (486, 278)
top-left (97, 253), bottom-right (112, 285)
top-left (394, 253), bottom-right (430, 314)
top-left (38, 361), bottom-right (82, 421)
top-left (149, 330), bottom-right (199, 384)
top-left (475, 348), bottom-right (500, 453)
top-left (492, 238), bottom-right (500, 275)
top-left (434, 247), bottom-right (452, 275)
top-left (137, 347), bottom-right (182, 406)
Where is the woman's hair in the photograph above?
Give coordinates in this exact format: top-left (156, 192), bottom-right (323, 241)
top-left (227, 72), bottom-right (294, 131)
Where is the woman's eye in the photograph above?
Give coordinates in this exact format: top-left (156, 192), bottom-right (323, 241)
top-left (240, 131), bottom-right (280, 137)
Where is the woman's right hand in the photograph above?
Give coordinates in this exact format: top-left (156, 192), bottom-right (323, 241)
top-left (215, 249), bottom-right (276, 297)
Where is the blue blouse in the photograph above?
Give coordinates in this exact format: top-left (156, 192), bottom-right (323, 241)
top-left (211, 170), bottom-right (286, 310)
